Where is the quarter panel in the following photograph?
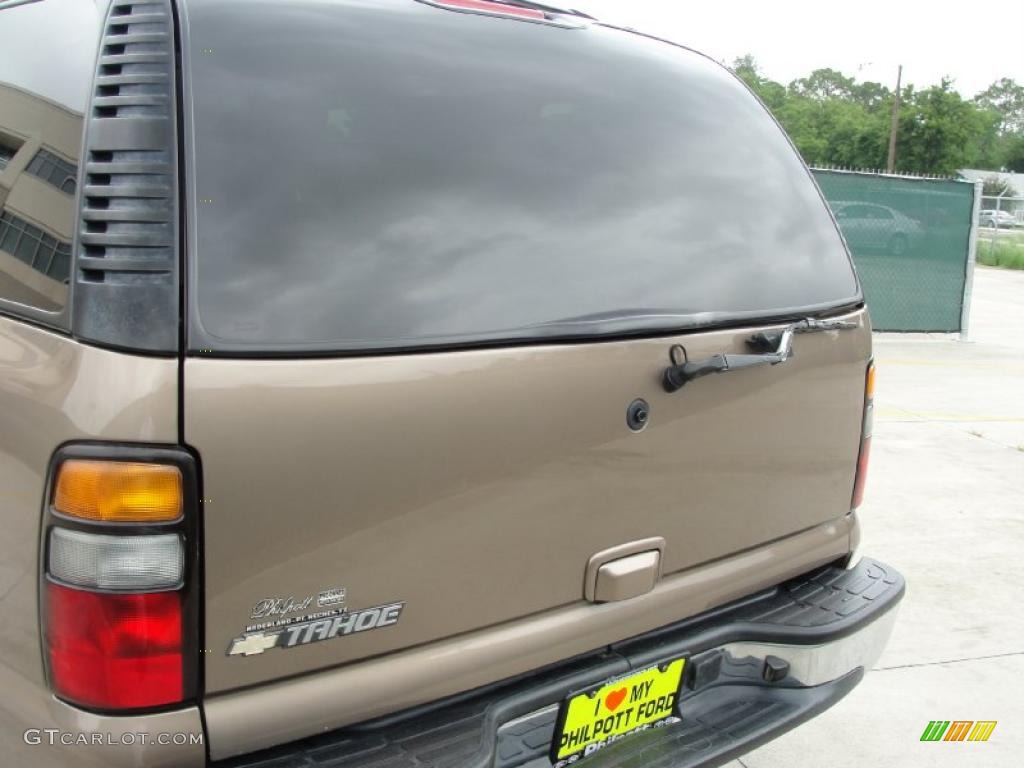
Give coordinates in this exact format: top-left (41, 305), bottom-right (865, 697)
top-left (0, 316), bottom-right (180, 766)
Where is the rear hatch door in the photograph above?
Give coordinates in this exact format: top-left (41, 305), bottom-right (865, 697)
top-left (180, 0), bottom-right (867, 693)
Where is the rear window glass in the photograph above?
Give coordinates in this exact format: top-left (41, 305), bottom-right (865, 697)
top-left (186, 0), bottom-right (859, 353)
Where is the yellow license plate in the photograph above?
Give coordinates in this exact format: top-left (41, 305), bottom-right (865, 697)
top-left (551, 658), bottom-right (686, 765)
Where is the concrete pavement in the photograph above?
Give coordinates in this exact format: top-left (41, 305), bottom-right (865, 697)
top-left (729, 265), bottom-right (1024, 767)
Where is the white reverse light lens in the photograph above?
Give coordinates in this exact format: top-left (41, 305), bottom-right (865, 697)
top-left (48, 528), bottom-right (184, 591)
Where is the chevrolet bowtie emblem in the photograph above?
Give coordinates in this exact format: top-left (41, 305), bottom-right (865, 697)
top-left (227, 631), bottom-right (282, 657)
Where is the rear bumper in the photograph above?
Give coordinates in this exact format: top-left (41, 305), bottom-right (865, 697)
top-left (217, 557), bottom-right (903, 768)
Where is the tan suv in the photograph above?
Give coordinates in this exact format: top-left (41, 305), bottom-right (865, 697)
top-left (0, 1), bottom-right (902, 766)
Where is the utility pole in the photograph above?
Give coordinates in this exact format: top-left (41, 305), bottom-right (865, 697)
top-left (886, 65), bottom-right (903, 173)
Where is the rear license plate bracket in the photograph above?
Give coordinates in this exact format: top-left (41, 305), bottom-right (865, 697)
top-left (550, 657), bottom-right (686, 765)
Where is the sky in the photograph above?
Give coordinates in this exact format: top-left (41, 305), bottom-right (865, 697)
top-left (571, 0), bottom-right (1024, 97)
top-left (0, 0), bottom-right (101, 111)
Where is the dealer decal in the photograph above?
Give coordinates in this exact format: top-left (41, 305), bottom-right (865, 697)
top-left (227, 600), bottom-right (404, 657)
top-left (552, 658), bottom-right (685, 765)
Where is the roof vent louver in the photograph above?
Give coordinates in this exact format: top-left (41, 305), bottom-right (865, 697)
top-left (73, 0), bottom-right (179, 354)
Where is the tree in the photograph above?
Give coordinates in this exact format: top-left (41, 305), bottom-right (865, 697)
top-left (789, 68), bottom-right (856, 101)
top-left (728, 61), bottom-right (1018, 175)
top-left (731, 55), bottom-right (788, 110)
top-left (773, 96), bottom-right (887, 168)
top-left (982, 175), bottom-right (1014, 197)
top-left (963, 107), bottom-right (1005, 170)
top-left (731, 55), bottom-right (760, 86)
top-left (851, 81), bottom-right (892, 112)
top-left (1005, 136), bottom-right (1024, 173)
top-left (974, 78), bottom-right (1024, 134)
top-left (894, 80), bottom-right (993, 175)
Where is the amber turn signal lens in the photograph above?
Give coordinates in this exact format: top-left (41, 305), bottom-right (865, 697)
top-left (53, 460), bottom-right (182, 523)
top-left (865, 361), bottom-right (876, 401)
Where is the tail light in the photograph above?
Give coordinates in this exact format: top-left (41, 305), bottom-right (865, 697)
top-left (41, 446), bottom-right (198, 712)
top-left (46, 586), bottom-right (183, 709)
top-left (53, 460), bottom-right (183, 523)
top-left (851, 361), bottom-right (874, 510)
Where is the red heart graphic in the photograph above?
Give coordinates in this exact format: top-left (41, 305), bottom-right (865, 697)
top-left (605, 688), bottom-right (627, 712)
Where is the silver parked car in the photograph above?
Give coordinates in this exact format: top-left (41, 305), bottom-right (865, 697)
top-left (831, 202), bottom-right (923, 256)
top-left (979, 209), bottom-right (1018, 228)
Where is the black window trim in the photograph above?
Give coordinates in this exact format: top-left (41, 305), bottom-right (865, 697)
top-left (182, 298), bottom-right (865, 359)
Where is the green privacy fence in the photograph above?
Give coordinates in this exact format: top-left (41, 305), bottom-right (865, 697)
top-left (811, 169), bottom-right (978, 332)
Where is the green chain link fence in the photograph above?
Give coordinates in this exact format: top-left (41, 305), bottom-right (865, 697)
top-left (811, 169), bottom-right (978, 332)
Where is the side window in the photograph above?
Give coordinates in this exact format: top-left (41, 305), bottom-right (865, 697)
top-left (0, 0), bottom-right (100, 323)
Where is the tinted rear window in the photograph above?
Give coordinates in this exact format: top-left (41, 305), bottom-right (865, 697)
top-left (185, 0), bottom-right (859, 353)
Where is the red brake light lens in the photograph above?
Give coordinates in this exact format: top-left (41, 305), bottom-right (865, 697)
top-left (45, 583), bottom-right (183, 709)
